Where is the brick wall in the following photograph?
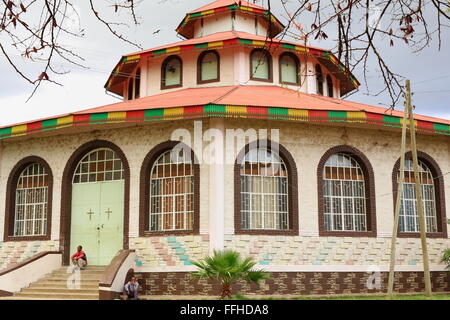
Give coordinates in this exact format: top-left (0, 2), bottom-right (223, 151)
top-left (135, 271), bottom-right (450, 296)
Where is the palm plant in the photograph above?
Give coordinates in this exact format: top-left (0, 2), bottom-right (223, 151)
top-left (442, 249), bottom-right (450, 270)
top-left (190, 250), bottom-right (270, 299)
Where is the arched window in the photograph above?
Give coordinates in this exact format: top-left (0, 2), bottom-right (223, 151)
top-left (127, 77), bottom-right (133, 101)
top-left (140, 142), bottom-right (199, 235)
top-left (327, 74), bottom-right (334, 97)
top-left (235, 141), bottom-right (298, 235)
top-left (279, 53), bottom-right (300, 85)
top-left (399, 159), bottom-right (438, 233)
top-left (318, 146), bottom-right (376, 237)
top-left (73, 148), bottom-right (124, 184)
top-left (14, 163), bottom-right (49, 236)
top-left (250, 49), bottom-right (272, 81)
top-left (316, 64), bottom-right (324, 95)
top-left (323, 154), bottom-right (367, 232)
top-left (198, 50), bottom-right (220, 84)
top-left (134, 68), bottom-right (141, 99)
top-left (161, 55), bottom-right (182, 89)
top-left (4, 157), bottom-right (53, 241)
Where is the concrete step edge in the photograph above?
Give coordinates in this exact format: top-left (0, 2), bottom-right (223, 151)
top-left (22, 288), bottom-right (99, 294)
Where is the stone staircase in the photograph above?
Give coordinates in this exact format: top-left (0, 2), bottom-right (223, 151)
top-left (1, 265), bottom-right (106, 300)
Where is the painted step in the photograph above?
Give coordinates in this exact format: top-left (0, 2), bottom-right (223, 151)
top-left (0, 296), bottom-right (88, 300)
top-left (13, 292), bottom-right (99, 300)
top-left (21, 287), bottom-right (98, 294)
top-left (33, 280), bottom-right (100, 286)
top-left (35, 278), bottom-right (100, 284)
top-left (40, 275), bottom-right (102, 281)
top-left (29, 283), bottom-right (98, 289)
top-left (51, 270), bottom-right (104, 276)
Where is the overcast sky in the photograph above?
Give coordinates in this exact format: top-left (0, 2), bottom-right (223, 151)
top-left (0, 0), bottom-right (449, 127)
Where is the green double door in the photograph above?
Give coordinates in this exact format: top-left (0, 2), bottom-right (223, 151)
top-left (70, 181), bottom-right (124, 265)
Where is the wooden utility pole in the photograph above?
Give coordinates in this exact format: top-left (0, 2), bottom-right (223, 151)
top-left (388, 80), bottom-right (432, 297)
top-left (407, 80), bottom-right (432, 296)
top-left (387, 87), bottom-right (409, 296)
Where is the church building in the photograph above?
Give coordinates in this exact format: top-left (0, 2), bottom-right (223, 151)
top-left (0, 0), bottom-right (449, 299)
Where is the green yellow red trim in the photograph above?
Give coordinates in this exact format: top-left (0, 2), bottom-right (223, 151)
top-left (105, 38), bottom-right (360, 92)
top-left (1, 105), bottom-right (448, 141)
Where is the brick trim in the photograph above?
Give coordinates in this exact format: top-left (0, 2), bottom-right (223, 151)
top-left (234, 140), bottom-right (299, 236)
top-left (249, 48), bottom-right (273, 83)
top-left (317, 145), bottom-right (377, 237)
top-left (279, 52), bottom-right (300, 86)
top-left (139, 141), bottom-right (200, 237)
top-left (3, 156), bottom-right (54, 242)
top-left (161, 55), bottom-right (183, 90)
top-left (60, 140), bottom-right (131, 265)
top-left (197, 50), bottom-right (220, 85)
top-left (135, 271), bottom-right (450, 296)
top-left (392, 151), bottom-right (448, 238)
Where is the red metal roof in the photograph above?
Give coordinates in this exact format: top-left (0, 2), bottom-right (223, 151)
top-left (188, 0), bottom-right (266, 14)
top-left (176, 0), bottom-right (283, 40)
top-left (124, 31), bottom-right (329, 57)
top-left (1, 86), bottom-right (448, 140)
top-left (106, 31), bottom-right (360, 97)
top-left (64, 85), bottom-right (449, 125)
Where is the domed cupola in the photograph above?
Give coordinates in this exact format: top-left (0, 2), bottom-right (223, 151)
top-left (176, 0), bottom-right (284, 39)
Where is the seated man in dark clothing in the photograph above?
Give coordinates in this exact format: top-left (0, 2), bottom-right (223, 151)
top-left (71, 245), bottom-right (88, 270)
top-left (123, 276), bottom-right (139, 300)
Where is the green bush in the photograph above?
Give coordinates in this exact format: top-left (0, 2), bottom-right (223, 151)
top-left (442, 249), bottom-right (450, 270)
top-left (190, 250), bottom-right (270, 299)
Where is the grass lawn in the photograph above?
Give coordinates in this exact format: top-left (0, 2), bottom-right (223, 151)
top-left (234, 293), bottom-right (450, 300)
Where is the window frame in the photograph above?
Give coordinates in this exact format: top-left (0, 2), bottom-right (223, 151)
top-left (322, 153), bottom-right (368, 232)
top-left (279, 52), bottom-right (300, 86)
top-left (4, 156), bottom-right (53, 242)
top-left (326, 74), bottom-right (334, 97)
top-left (127, 77), bottom-right (133, 101)
top-left (392, 151), bottom-right (447, 238)
top-left (197, 50), bottom-right (220, 84)
top-left (134, 68), bottom-right (141, 99)
top-left (139, 141), bottom-right (200, 237)
top-left (316, 64), bottom-right (324, 95)
top-left (234, 140), bottom-right (298, 236)
top-left (161, 55), bottom-right (183, 90)
top-left (249, 49), bottom-right (273, 83)
top-left (72, 148), bottom-right (125, 184)
top-left (317, 145), bottom-right (377, 237)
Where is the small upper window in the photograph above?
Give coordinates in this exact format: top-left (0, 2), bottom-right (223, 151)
top-left (198, 51), bottom-right (220, 84)
top-left (127, 78), bottom-right (133, 101)
top-left (327, 75), bottom-right (334, 97)
top-left (161, 55), bottom-right (182, 89)
top-left (250, 49), bottom-right (272, 81)
top-left (279, 53), bottom-right (300, 85)
top-left (316, 64), bottom-right (324, 95)
top-left (134, 68), bottom-right (141, 99)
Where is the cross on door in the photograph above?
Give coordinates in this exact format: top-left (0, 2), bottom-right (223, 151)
top-left (105, 208), bottom-right (112, 220)
top-left (86, 209), bottom-right (94, 221)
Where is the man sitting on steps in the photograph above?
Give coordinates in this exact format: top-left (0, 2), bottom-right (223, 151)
top-left (71, 245), bottom-right (88, 270)
top-left (122, 276), bottom-right (139, 300)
